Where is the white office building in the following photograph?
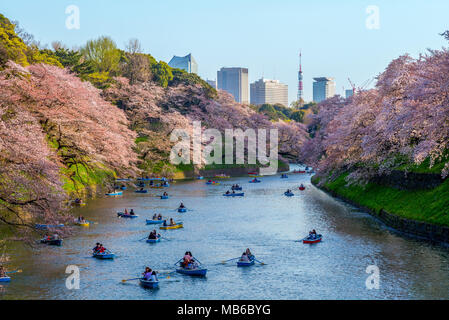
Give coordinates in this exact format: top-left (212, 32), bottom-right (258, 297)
top-left (250, 78), bottom-right (289, 107)
top-left (217, 67), bottom-right (249, 104)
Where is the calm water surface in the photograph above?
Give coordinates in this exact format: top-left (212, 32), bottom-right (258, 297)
top-left (1, 165), bottom-right (449, 300)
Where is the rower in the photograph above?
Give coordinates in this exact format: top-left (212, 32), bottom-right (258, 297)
top-left (124, 208), bottom-right (129, 215)
top-left (143, 267), bottom-right (152, 280)
top-left (163, 192), bottom-right (168, 196)
top-left (240, 252), bottom-right (250, 262)
top-left (92, 243), bottom-right (101, 253)
top-left (179, 202), bottom-right (185, 209)
top-left (170, 218), bottom-right (175, 226)
top-left (152, 213), bottom-right (157, 220)
top-left (157, 214), bottom-right (162, 220)
top-left (130, 209), bottom-right (135, 216)
top-left (0, 265), bottom-right (6, 277)
top-left (148, 230), bottom-right (157, 239)
top-left (226, 190), bottom-right (230, 195)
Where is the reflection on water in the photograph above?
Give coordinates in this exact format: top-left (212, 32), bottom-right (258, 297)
top-left (1, 165), bottom-right (449, 300)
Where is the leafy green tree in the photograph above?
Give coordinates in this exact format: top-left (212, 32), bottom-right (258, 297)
top-left (151, 61), bottom-right (173, 87)
top-left (290, 110), bottom-right (305, 122)
top-left (81, 36), bottom-right (121, 74)
top-left (0, 13), bottom-right (29, 66)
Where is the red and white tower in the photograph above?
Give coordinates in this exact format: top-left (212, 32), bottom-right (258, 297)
top-left (297, 51), bottom-right (304, 104)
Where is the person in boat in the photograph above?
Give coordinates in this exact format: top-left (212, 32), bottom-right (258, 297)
top-left (92, 243), bottom-right (101, 253)
top-left (245, 248), bottom-right (253, 257)
top-left (300, 184), bottom-right (305, 189)
top-left (139, 187), bottom-right (145, 191)
top-left (182, 251), bottom-right (192, 268)
top-left (130, 209), bottom-right (135, 216)
top-left (225, 190), bottom-right (230, 195)
top-left (143, 267), bottom-right (152, 280)
top-left (51, 233), bottom-right (59, 240)
top-left (157, 214), bottom-right (162, 220)
top-left (148, 230), bottom-right (157, 239)
top-left (163, 192), bottom-right (168, 196)
top-left (98, 244), bottom-right (106, 253)
top-left (149, 181), bottom-right (154, 186)
top-left (232, 190), bottom-right (236, 194)
top-left (151, 270), bottom-right (158, 282)
top-left (208, 180), bottom-right (212, 183)
top-left (0, 265), bottom-right (6, 277)
top-left (152, 213), bottom-right (157, 220)
top-left (169, 218), bottom-right (176, 226)
top-left (124, 208), bottom-right (129, 215)
top-left (179, 202), bottom-right (185, 209)
top-left (240, 251), bottom-right (250, 262)
top-left (163, 220), bottom-right (167, 226)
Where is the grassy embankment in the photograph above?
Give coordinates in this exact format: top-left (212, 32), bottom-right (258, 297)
top-left (313, 159), bottom-right (449, 226)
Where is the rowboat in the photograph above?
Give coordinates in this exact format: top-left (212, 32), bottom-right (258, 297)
top-left (0, 276), bottom-right (11, 282)
top-left (292, 170), bottom-right (306, 174)
top-left (40, 238), bottom-right (63, 246)
top-left (35, 223), bottom-right (64, 230)
top-left (117, 212), bottom-right (139, 218)
top-left (135, 189), bottom-right (148, 193)
top-left (223, 193), bottom-right (244, 197)
top-left (248, 172), bottom-right (258, 175)
top-left (284, 192), bottom-right (294, 197)
top-left (146, 236), bottom-right (161, 243)
top-left (92, 252), bottom-right (115, 259)
top-left (231, 186), bottom-right (243, 191)
top-left (237, 255), bottom-right (255, 267)
top-left (298, 186), bottom-right (306, 191)
top-left (106, 191), bottom-right (122, 196)
top-left (249, 179), bottom-right (261, 183)
top-left (176, 267), bottom-right (207, 277)
top-left (178, 208), bottom-right (187, 213)
top-left (281, 175), bottom-right (288, 179)
top-left (146, 219), bottom-right (165, 225)
top-left (162, 184), bottom-right (170, 187)
top-left (205, 181), bottom-right (219, 185)
top-left (249, 175), bottom-right (263, 178)
top-left (160, 223), bottom-right (183, 230)
top-left (197, 176), bottom-right (204, 180)
top-left (160, 195), bottom-right (169, 199)
top-left (139, 278), bottom-right (159, 288)
top-left (75, 221), bottom-right (90, 227)
top-left (302, 234), bottom-right (322, 244)
top-left (149, 185), bottom-right (163, 189)
top-left (120, 186), bottom-right (127, 190)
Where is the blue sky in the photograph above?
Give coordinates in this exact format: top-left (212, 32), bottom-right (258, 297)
top-left (1, 0), bottom-right (449, 104)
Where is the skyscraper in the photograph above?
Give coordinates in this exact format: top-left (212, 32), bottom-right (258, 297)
top-left (250, 78), bottom-right (288, 107)
top-left (168, 53), bottom-right (198, 74)
top-left (217, 67), bottom-right (249, 104)
top-left (313, 77), bottom-right (336, 103)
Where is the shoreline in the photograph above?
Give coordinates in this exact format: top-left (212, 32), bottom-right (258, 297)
top-left (312, 179), bottom-right (449, 246)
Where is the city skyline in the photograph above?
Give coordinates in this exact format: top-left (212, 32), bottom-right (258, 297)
top-left (2, 0), bottom-right (449, 104)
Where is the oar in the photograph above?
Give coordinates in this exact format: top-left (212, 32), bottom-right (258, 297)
top-left (6, 269), bottom-right (22, 274)
top-left (160, 236), bottom-right (171, 241)
top-left (121, 277), bottom-right (141, 283)
top-left (254, 259), bottom-right (267, 265)
top-left (192, 256), bottom-right (203, 265)
top-left (138, 236), bottom-right (148, 241)
top-left (173, 258), bottom-right (183, 266)
top-left (220, 257), bottom-right (240, 264)
top-left (86, 220), bottom-right (98, 225)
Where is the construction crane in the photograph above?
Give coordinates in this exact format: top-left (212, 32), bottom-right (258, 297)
top-left (348, 78), bottom-right (356, 96)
